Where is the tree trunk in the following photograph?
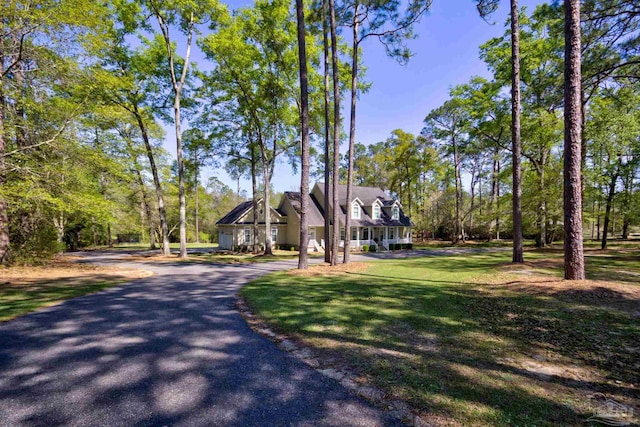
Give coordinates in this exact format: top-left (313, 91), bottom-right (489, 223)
top-left (125, 137), bottom-right (156, 250)
top-left (601, 172), bottom-right (618, 250)
top-left (510, 0), bottom-right (524, 263)
top-left (194, 151), bottom-right (200, 244)
top-left (322, 0), bottom-right (331, 263)
top-left (0, 64), bottom-right (9, 264)
top-left (295, 0), bottom-right (310, 269)
top-left (563, 0), bottom-right (585, 279)
top-left (251, 144), bottom-right (259, 253)
top-left (329, 0), bottom-right (341, 266)
top-left (496, 160), bottom-right (501, 239)
top-left (107, 223), bottom-right (113, 248)
top-left (156, 11), bottom-right (193, 260)
top-left (260, 148), bottom-right (273, 256)
top-left (453, 137), bottom-right (461, 243)
top-left (174, 97), bottom-right (187, 258)
top-left (343, 2), bottom-right (359, 264)
top-left (490, 153), bottom-right (499, 240)
top-left (535, 162), bottom-right (547, 248)
top-left (133, 104), bottom-right (170, 256)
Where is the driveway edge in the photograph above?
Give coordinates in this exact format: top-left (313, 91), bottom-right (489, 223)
top-left (235, 296), bottom-right (431, 427)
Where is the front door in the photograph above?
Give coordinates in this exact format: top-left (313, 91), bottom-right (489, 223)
top-left (309, 228), bottom-right (316, 243)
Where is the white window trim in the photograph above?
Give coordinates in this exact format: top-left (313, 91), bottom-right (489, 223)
top-left (372, 204), bottom-right (381, 219)
top-left (392, 206), bottom-right (400, 220)
top-left (244, 227), bottom-right (251, 244)
top-left (271, 226), bottom-right (277, 242)
top-left (352, 202), bottom-right (361, 219)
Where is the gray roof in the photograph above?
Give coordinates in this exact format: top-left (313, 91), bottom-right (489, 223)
top-left (216, 200), bottom-right (254, 225)
top-left (283, 192), bottom-right (325, 226)
top-left (315, 183), bottom-right (412, 227)
top-left (216, 200), bottom-right (286, 225)
top-left (217, 184), bottom-right (413, 228)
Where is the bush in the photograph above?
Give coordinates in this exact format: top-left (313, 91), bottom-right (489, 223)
top-left (369, 245), bottom-right (377, 252)
top-left (290, 246), bottom-right (295, 251)
top-left (406, 243), bottom-right (413, 250)
top-left (389, 243), bottom-right (396, 250)
top-left (362, 244), bottom-right (369, 252)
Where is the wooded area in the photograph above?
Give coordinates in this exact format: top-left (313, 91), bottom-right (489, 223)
top-left (1, 0), bottom-right (638, 276)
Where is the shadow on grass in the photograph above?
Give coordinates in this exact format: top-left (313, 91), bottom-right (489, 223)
top-left (242, 255), bottom-right (640, 425)
top-left (0, 275), bottom-right (134, 322)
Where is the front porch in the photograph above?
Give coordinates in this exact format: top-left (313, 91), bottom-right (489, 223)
top-left (306, 226), bottom-right (412, 252)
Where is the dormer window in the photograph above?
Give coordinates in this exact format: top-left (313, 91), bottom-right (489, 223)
top-left (373, 204), bottom-right (381, 219)
top-left (392, 206), bottom-right (399, 220)
top-left (352, 202), bottom-right (361, 219)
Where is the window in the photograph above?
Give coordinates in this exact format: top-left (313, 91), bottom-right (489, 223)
top-left (351, 228), bottom-right (358, 240)
top-left (373, 204), bottom-right (381, 219)
top-left (352, 202), bottom-right (361, 219)
top-left (392, 206), bottom-right (399, 220)
top-left (244, 227), bottom-right (251, 244)
top-left (271, 227), bottom-right (277, 243)
top-left (362, 228), bottom-right (369, 240)
top-left (340, 227), bottom-right (345, 240)
top-left (389, 228), bottom-right (395, 240)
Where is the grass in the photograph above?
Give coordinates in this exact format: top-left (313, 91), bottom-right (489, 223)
top-left (123, 249), bottom-right (320, 264)
top-left (412, 239), bottom-right (538, 250)
top-left (0, 257), bottom-right (152, 322)
top-left (241, 246), bottom-right (640, 426)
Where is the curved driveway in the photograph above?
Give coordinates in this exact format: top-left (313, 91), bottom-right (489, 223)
top-left (0, 253), bottom-right (402, 427)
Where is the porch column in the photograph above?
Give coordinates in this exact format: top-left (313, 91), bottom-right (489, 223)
top-left (356, 227), bottom-right (360, 247)
top-left (368, 227), bottom-right (372, 244)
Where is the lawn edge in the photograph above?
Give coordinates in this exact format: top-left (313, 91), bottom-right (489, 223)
top-left (235, 294), bottom-right (430, 427)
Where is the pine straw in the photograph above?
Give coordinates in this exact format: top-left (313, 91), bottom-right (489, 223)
top-left (287, 262), bottom-right (371, 277)
top-left (1, 255), bottom-right (152, 286)
top-left (489, 260), bottom-right (640, 300)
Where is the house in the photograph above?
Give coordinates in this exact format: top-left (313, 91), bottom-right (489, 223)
top-left (216, 182), bottom-right (413, 251)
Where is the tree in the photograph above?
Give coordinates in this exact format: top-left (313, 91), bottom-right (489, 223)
top-left (476, 0), bottom-right (524, 262)
top-left (96, 31), bottom-right (173, 255)
top-left (342, 0), bottom-right (432, 263)
top-left (563, 0), bottom-right (585, 280)
top-left (296, 0), bottom-right (311, 269)
top-left (144, 0), bottom-right (219, 259)
top-left (423, 98), bottom-right (470, 243)
top-left (200, 0), bottom-right (302, 256)
top-left (329, 0), bottom-right (341, 266)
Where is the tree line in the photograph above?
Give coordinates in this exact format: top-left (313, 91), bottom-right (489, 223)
top-left (1, 0), bottom-right (637, 278)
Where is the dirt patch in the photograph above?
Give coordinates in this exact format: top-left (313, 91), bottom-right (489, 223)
top-left (0, 256), bottom-right (152, 286)
top-left (287, 262), bottom-right (371, 277)
top-left (488, 273), bottom-right (640, 301)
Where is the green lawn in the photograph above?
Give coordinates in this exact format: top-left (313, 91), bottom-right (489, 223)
top-left (0, 261), bottom-right (151, 322)
top-left (241, 249), bottom-right (640, 426)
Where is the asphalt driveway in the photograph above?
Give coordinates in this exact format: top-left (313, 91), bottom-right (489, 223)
top-left (0, 253), bottom-right (401, 427)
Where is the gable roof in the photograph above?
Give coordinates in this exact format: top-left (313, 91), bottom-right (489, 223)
top-left (216, 200), bottom-right (254, 225)
top-left (283, 191), bottom-right (325, 226)
top-left (216, 200), bottom-right (285, 225)
top-left (314, 182), bottom-right (412, 227)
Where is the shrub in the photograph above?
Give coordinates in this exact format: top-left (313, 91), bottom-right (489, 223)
top-left (369, 245), bottom-right (377, 252)
top-left (290, 246), bottom-right (295, 251)
top-left (362, 244), bottom-right (369, 252)
top-left (406, 243), bottom-right (413, 250)
top-left (389, 243), bottom-right (396, 250)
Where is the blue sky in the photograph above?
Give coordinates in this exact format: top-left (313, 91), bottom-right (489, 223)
top-left (162, 0), bottom-right (547, 194)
